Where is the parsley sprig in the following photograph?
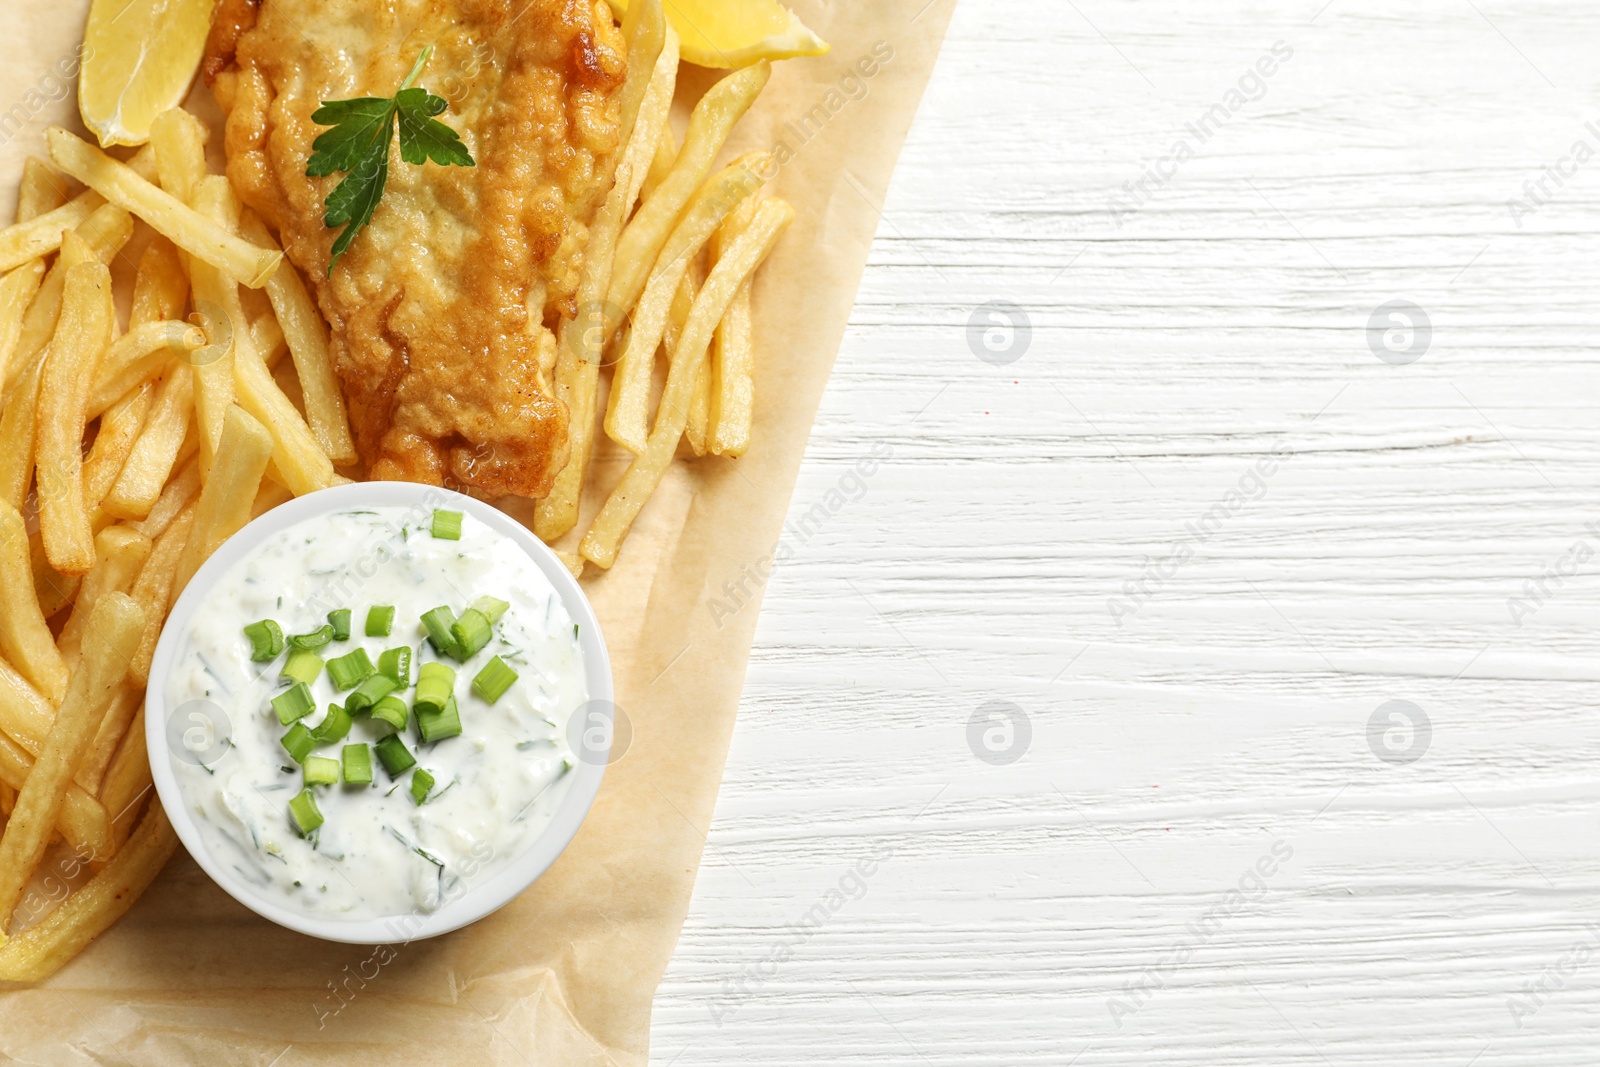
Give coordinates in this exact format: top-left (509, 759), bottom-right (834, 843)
top-left (306, 46), bottom-right (475, 274)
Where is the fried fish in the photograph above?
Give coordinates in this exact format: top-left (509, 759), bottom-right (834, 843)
top-left (207, 0), bottom-right (626, 498)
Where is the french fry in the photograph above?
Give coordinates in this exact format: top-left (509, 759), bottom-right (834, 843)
top-left (581, 199), bottom-right (793, 568)
top-left (148, 107), bottom-right (209, 205)
top-left (605, 154), bottom-right (769, 453)
top-left (29, 530), bottom-right (81, 621)
top-left (0, 504), bottom-right (70, 705)
top-left (0, 360), bottom-right (42, 510)
top-left (1, 202), bottom-right (131, 399)
top-left (0, 592), bottom-right (142, 933)
top-left (185, 178), bottom-right (246, 475)
top-left (0, 261), bottom-right (44, 391)
top-left (605, 61), bottom-right (768, 342)
top-left (174, 405), bottom-right (274, 592)
top-left (97, 708), bottom-right (152, 851)
top-left (708, 195), bottom-right (760, 457)
top-left (38, 260), bottom-right (115, 576)
top-left (129, 453), bottom-right (199, 540)
top-left (0, 731), bottom-right (110, 861)
top-left (238, 212), bottom-right (357, 463)
top-left (671, 264), bottom-right (711, 455)
top-left (103, 367), bottom-right (196, 521)
top-left (555, 550), bottom-right (585, 580)
top-left (82, 383), bottom-right (157, 513)
top-left (0, 796), bottom-right (175, 980)
top-left (87, 319), bottom-right (205, 419)
top-left (234, 334), bottom-right (336, 495)
top-left (128, 505), bottom-right (194, 685)
top-left (45, 128), bottom-right (281, 288)
top-left (129, 236), bottom-right (188, 327)
top-left (0, 192), bottom-right (103, 274)
top-left (640, 118), bottom-right (677, 202)
top-left (0, 210), bottom-right (135, 508)
top-left (251, 309), bottom-right (286, 370)
top-left (538, 35), bottom-right (677, 541)
top-left (252, 479), bottom-right (294, 518)
top-left (0, 162), bottom-right (59, 390)
top-left (707, 277), bottom-right (755, 456)
top-left (16, 157), bottom-right (70, 221)
top-left (615, 0), bottom-right (669, 136)
top-left (538, 158), bottom-right (636, 541)
top-left (74, 683), bottom-right (142, 797)
top-left (0, 656), bottom-right (54, 758)
top-left (59, 527), bottom-right (152, 669)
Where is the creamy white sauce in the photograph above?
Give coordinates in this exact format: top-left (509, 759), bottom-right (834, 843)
top-left (166, 506), bottom-right (586, 920)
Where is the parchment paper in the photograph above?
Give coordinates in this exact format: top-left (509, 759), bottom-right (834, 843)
top-left (0, 2), bottom-right (957, 1062)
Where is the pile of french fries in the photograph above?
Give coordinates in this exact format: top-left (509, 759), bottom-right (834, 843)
top-left (0, 0), bottom-right (790, 980)
top-left (0, 109), bottom-right (352, 979)
top-left (537, 0), bottom-right (792, 571)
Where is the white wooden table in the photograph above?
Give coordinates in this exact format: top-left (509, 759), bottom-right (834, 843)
top-left (652, 1), bottom-right (1600, 1062)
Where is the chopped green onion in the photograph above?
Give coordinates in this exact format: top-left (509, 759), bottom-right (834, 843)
top-left (378, 646), bottom-right (412, 686)
top-left (431, 509), bottom-right (463, 539)
top-left (288, 788), bottom-right (323, 835)
top-left (345, 672), bottom-right (398, 715)
top-left (370, 695), bottom-right (409, 732)
top-left (472, 596), bottom-right (510, 624)
top-left (244, 619), bottom-right (284, 662)
top-left (304, 755), bottom-right (340, 786)
top-left (288, 624), bottom-right (334, 651)
top-left (310, 703), bottom-right (352, 745)
top-left (414, 661), bottom-right (456, 716)
top-left (472, 656), bottom-right (518, 704)
top-left (328, 608), bottom-right (352, 641)
top-left (326, 648), bottom-right (376, 691)
top-left (280, 722), bottom-right (314, 763)
top-left (366, 605), bottom-right (396, 637)
top-left (341, 744), bottom-right (373, 785)
top-left (271, 682), bottom-right (316, 725)
top-left (421, 606), bottom-right (461, 659)
top-left (410, 767), bottom-right (436, 804)
top-left (280, 649), bottom-right (324, 687)
top-left (416, 694), bottom-right (462, 743)
top-left (451, 608), bottom-right (493, 660)
top-left (374, 734), bottom-right (416, 776)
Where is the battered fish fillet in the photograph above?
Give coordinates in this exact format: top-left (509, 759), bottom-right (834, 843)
top-left (206, 0), bottom-right (626, 497)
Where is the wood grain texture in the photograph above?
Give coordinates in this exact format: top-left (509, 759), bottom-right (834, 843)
top-left (652, 0), bottom-right (1600, 1063)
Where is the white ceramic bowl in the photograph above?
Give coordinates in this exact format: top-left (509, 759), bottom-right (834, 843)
top-left (145, 481), bottom-right (612, 944)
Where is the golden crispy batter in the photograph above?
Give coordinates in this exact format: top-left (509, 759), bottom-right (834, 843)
top-left (209, 0), bottom-right (625, 497)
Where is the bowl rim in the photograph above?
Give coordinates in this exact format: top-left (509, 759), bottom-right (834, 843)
top-left (144, 480), bottom-right (613, 945)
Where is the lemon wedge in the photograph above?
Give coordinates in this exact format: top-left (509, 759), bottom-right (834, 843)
top-left (78, 0), bottom-right (215, 147)
top-left (607, 0), bottom-right (828, 69)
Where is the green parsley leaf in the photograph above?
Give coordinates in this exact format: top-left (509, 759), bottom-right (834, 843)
top-left (305, 46), bottom-right (475, 274)
top-left (395, 88), bottom-right (474, 167)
